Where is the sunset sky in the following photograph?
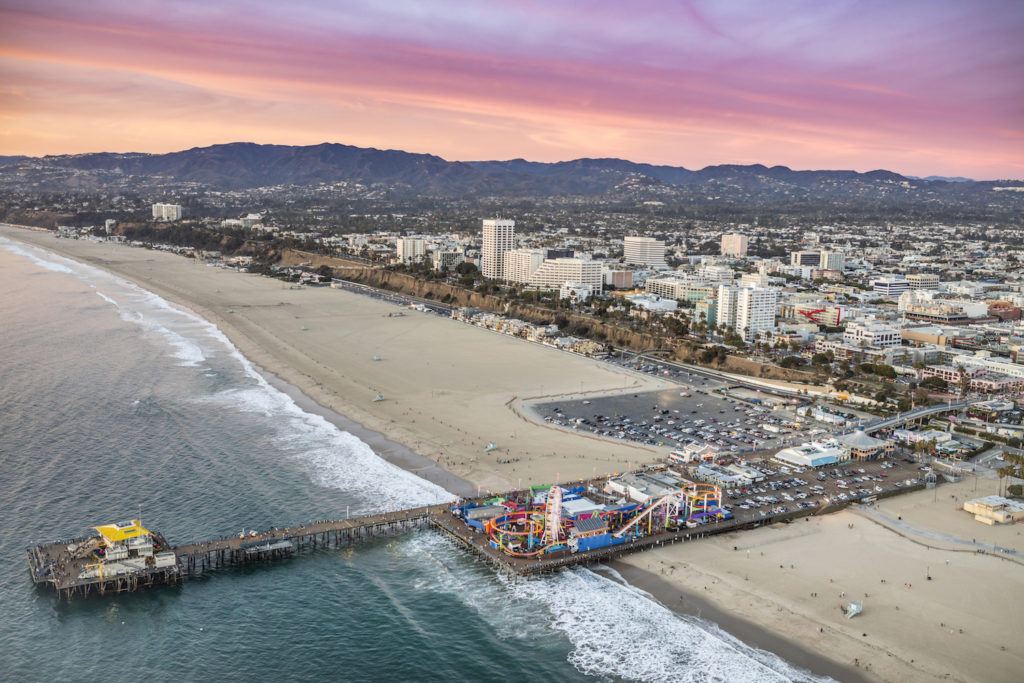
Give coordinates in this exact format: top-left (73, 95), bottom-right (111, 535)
top-left (1, 1), bottom-right (1022, 178)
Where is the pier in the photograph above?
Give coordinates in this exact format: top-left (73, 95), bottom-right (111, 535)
top-left (28, 506), bottom-right (443, 600)
top-left (28, 457), bottom-right (931, 599)
top-left (172, 505), bottom-right (439, 573)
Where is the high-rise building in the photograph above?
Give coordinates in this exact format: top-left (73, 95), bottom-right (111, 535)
top-left (604, 269), bottom-right (634, 289)
top-left (481, 218), bottom-right (515, 280)
top-left (717, 285), bottom-right (778, 340)
top-left (395, 237), bottom-right (426, 265)
top-left (432, 250), bottom-right (463, 272)
top-left (152, 203), bottom-right (184, 221)
top-left (720, 233), bottom-right (748, 257)
top-left (819, 250), bottom-right (845, 272)
top-left (502, 248), bottom-right (546, 283)
top-left (623, 236), bottom-right (667, 268)
top-left (528, 258), bottom-right (603, 292)
top-left (717, 286), bottom-right (739, 330)
top-left (790, 250), bottom-right (821, 267)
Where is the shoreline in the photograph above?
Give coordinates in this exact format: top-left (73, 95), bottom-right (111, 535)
top-left (1, 226), bottom-right (869, 680)
top-left (5, 225), bottom-right (1021, 682)
top-left (609, 561), bottom-right (869, 683)
top-left (257, 365), bottom-right (476, 498)
top-left (0, 223), bottom-right (673, 493)
top-left (1, 225), bottom-right (475, 499)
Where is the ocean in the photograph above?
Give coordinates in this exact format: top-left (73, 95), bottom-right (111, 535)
top-left (0, 236), bottom-right (830, 682)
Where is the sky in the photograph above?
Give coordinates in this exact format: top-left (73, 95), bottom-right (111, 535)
top-left (1, 0), bottom-right (1022, 178)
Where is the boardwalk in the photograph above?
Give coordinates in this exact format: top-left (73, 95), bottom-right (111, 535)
top-left (173, 505), bottom-right (443, 573)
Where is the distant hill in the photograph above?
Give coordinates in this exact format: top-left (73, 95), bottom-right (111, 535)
top-left (909, 175), bottom-right (974, 183)
top-left (1, 143), bottom-right (1021, 211)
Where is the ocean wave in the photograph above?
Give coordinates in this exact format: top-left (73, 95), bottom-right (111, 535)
top-left (0, 237), bottom-right (79, 274)
top-left (2, 237), bottom-right (452, 507)
top-left (200, 385), bottom-right (453, 508)
top-left (515, 566), bottom-right (832, 683)
top-left (400, 534), bottom-right (829, 683)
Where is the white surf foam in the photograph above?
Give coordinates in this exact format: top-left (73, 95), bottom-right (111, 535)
top-left (0, 237), bottom-right (79, 274)
top-left (2, 237), bottom-right (452, 507)
top-left (201, 384), bottom-right (453, 508)
top-left (399, 534), bottom-right (831, 683)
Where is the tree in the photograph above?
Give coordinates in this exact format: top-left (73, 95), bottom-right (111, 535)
top-left (956, 365), bottom-right (970, 395)
top-left (920, 375), bottom-right (947, 391)
top-left (874, 364), bottom-right (897, 379)
top-left (455, 261), bottom-right (478, 276)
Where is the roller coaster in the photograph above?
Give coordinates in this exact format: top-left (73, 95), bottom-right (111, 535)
top-left (463, 481), bottom-right (729, 558)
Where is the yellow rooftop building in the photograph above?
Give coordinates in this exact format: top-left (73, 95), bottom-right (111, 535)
top-left (92, 519), bottom-right (151, 547)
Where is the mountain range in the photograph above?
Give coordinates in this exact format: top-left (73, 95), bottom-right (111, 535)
top-left (1, 143), bottom-right (1020, 206)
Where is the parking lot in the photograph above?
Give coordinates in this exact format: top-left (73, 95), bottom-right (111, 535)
top-left (717, 456), bottom-right (928, 525)
top-left (533, 386), bottom-right (829, 454)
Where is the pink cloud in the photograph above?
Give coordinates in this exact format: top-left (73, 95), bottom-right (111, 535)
top-left (0, 1), bottom-right (1021, 178)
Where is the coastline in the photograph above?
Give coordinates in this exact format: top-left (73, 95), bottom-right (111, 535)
top-left (257, 365), bottom-right (476, 497)
top-left (5, 224), bottom-right (1022, 682)
top-left (0, 224), bottom-right (474, 498)
top-left (0, 225), bottom-right (849, 681)
top-left (608, 561), bottom-right (870, 683)
top-left (0, 223), bottom-right (673, 495)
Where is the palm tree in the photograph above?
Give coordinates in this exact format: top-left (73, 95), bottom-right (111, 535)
top-left (997, 465), bottom-right (1012, 496)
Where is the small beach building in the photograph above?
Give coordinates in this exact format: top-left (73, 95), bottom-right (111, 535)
top-left (774, 440), bottom-right (847, 468)
top-left (963, 496), bottom-right (1024, 525)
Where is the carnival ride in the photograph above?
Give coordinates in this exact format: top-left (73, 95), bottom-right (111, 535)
top-left (466, 481), bottom-right (728, 558)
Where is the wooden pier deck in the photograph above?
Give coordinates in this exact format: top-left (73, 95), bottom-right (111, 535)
top-left (173, 505), bottom-right (444, 573)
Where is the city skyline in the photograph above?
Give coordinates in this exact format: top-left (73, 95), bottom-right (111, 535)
top-left (1, 1), bottom-right (1022, 179)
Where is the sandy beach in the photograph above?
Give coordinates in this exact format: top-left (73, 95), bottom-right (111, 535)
top-left (0, 225), bottom-right (671, 495)
top-left (616, 474), bottom-right (1024, 682)
top-left (5, 224), bottom-right (1022, 682)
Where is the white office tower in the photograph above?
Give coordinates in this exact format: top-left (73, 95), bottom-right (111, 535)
top-left (819, 250), bottom-right (845, 272)
top-left (529, 258), bottom-right (603, 293)
top-left (502, 249), bottom-right (546, 283)
top-left (717, 285), bottom-right (740, 331)
top-left (717, 285), bottom-right (778, 340)
top-left (623, 236), bottom-right (667, 268)
top-left (395, 237), bottom-right (426, 265)
top-left (481, 218), bottom-right (515, 279)
top-left (152, 203), bottom-right (184, 221)
top-left (720, 233), bottom-right (748, 257)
